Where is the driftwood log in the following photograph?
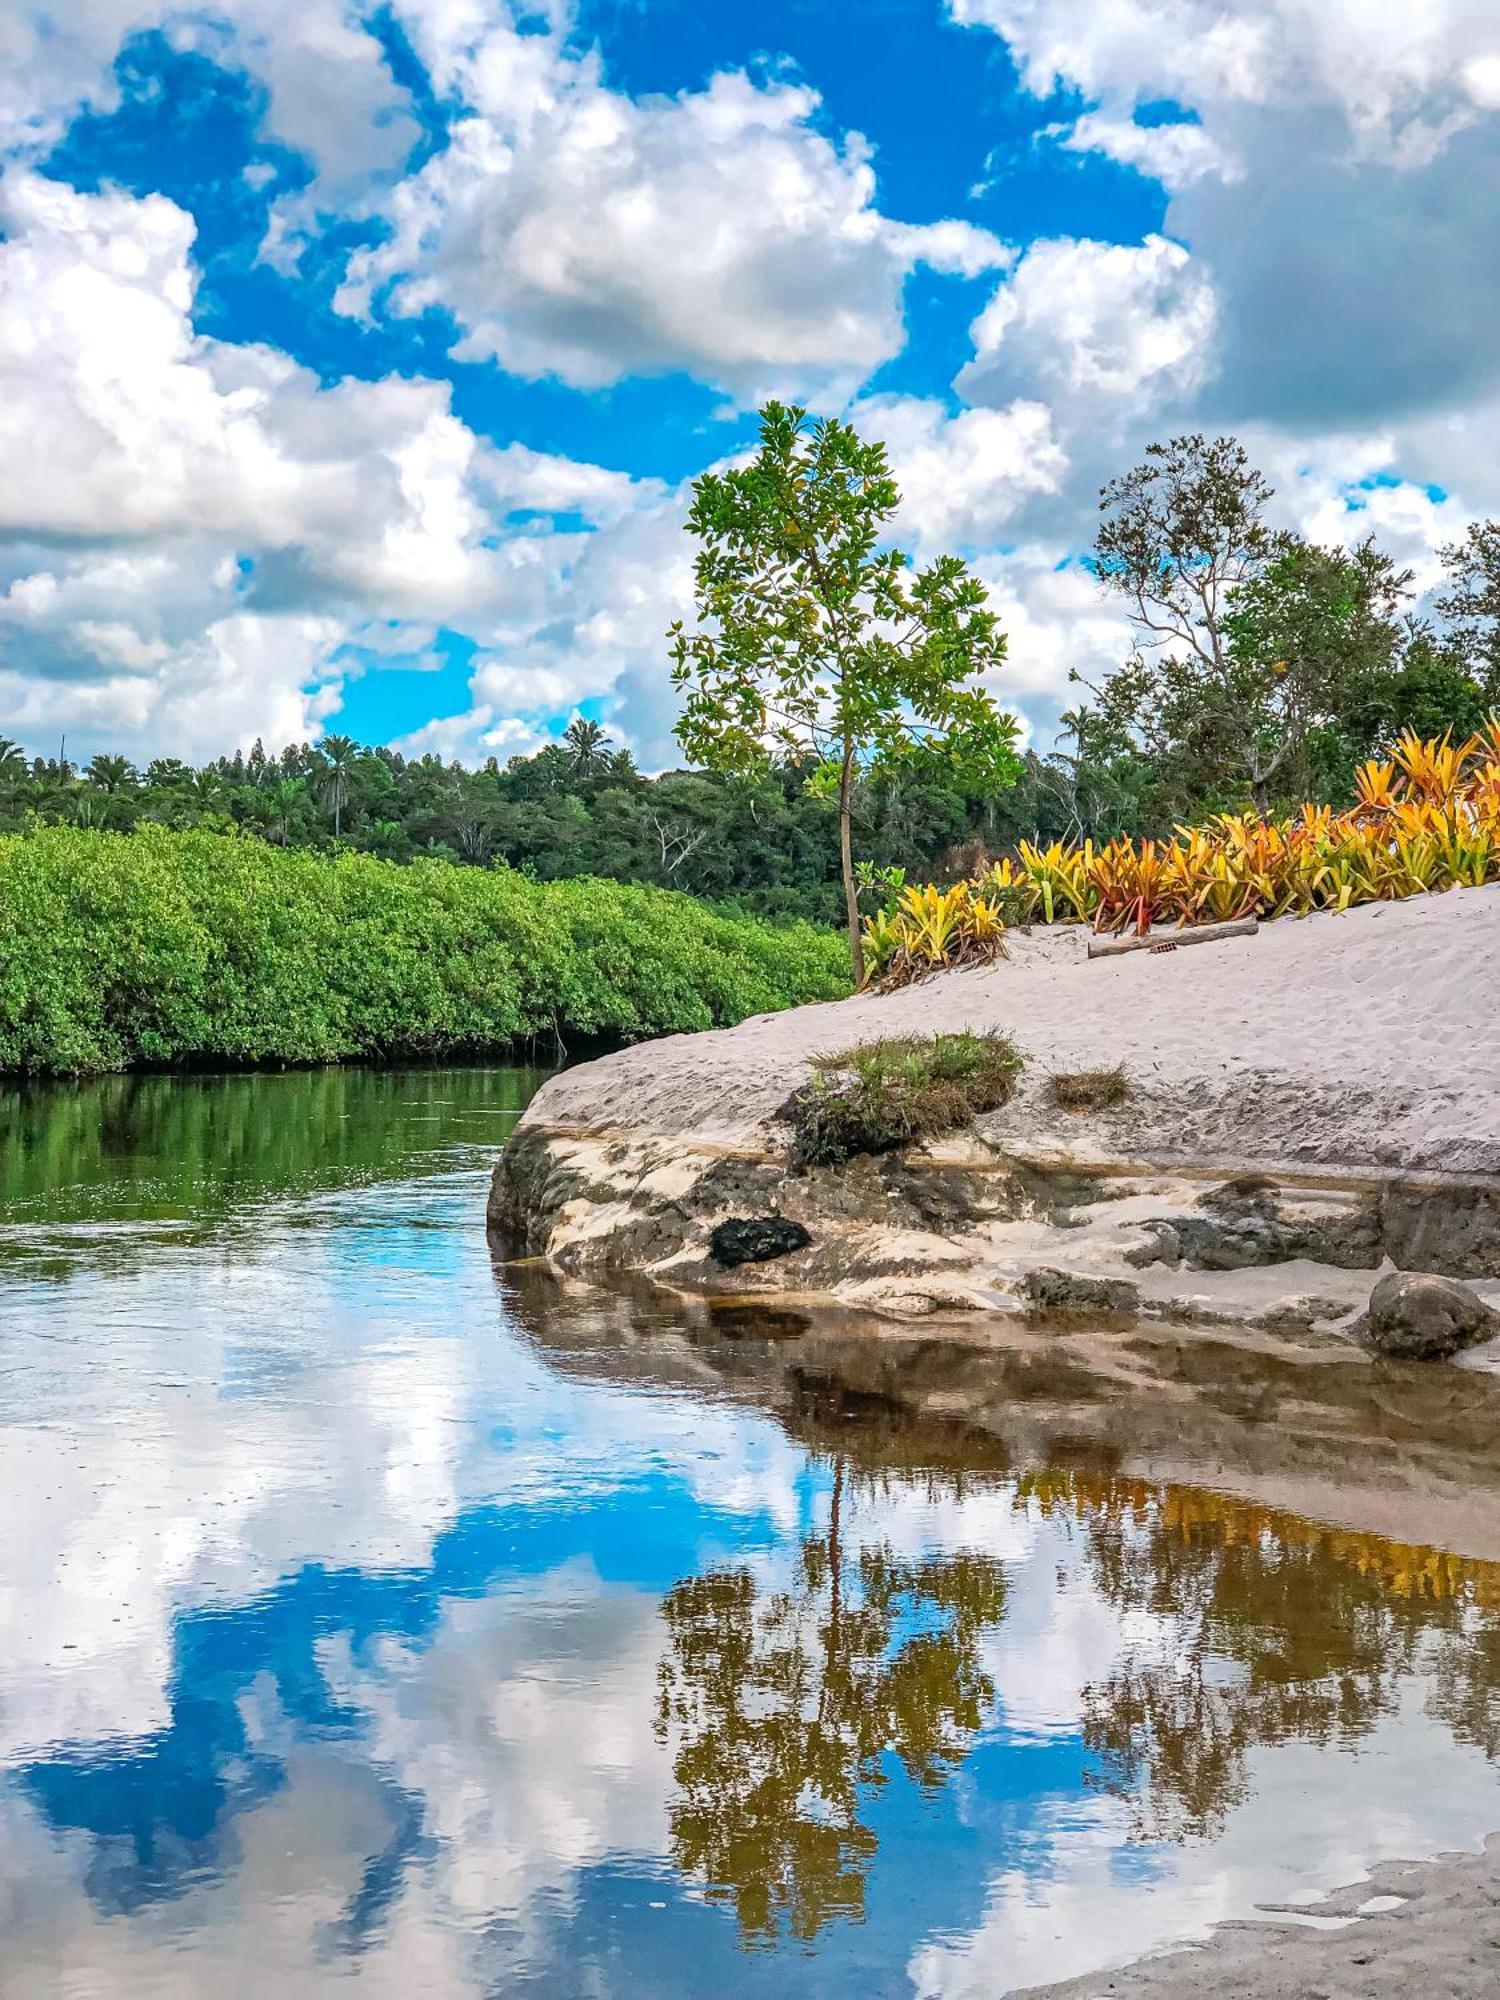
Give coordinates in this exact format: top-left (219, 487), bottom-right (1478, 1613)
top-left (1087, 916), bottom-right (1259, 960)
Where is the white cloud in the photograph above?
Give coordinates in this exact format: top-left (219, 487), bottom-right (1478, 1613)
top-left (854, 395), bottom-right (1067, 553)
top-left (953, 2), bottom-right (1500, 440)
top-left (0, 0), bottom-right (416, 196)
top-left (0, 168), bottom-right (671, 761)
top-left (339, 14), bottom-right (1007, 400)
top-left (1061, 110), bottom-right (1235, 188)
top-left (959, 233), bottom-right (1217, 418)
top-left (949, 0), bottom-right (1500, 157)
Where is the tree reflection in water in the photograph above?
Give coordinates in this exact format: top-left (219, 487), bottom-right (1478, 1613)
top-left (654, 1460), bottom-right (1008, 1940)
top-left (1023, 1474), bottom-right (1500, 1844)
top-left (654, 1453), bottom-right (1500, 1933)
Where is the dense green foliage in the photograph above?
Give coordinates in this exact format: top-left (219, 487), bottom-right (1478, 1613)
top-left (0, 826), bottom-right (850, 1076)
top-left (787, 1030), bottom-right (1023, 1167)
top-left (1078, 434), bottom-right (1500, 829)
top-left (0, 724), bottom-right (1037, 927)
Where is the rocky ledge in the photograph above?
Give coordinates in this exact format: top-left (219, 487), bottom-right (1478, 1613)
top-left (490, 887), bottom-right (1500, 1359)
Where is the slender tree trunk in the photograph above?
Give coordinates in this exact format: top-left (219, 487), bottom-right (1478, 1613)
top-left (838, 742), bottom-right (865, 988)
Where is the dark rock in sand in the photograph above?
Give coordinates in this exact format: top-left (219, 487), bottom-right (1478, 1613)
top-left (1130, 1180), bottom-right (1382, 1273)
top-left (709, 1216), bottom-right (813, 1268)
top-left (1354, 1271), bottom-right (1499, 1361)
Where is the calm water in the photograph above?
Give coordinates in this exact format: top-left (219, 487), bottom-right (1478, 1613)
top-left (1, 1068), bottom-right (1497, 1999)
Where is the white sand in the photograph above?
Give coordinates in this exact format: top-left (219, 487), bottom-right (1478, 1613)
top-left (529, 884), bottom-right (1500, 1179)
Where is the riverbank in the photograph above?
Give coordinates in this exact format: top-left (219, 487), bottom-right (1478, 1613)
top-left (492, 884), bottom-right (1500, 1335)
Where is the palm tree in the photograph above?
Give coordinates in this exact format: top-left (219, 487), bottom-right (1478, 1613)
top-left (563, 716), bottom-right (615, 779)
top-left (87, 753), bottom-right (137, 794)
top-left (317, 734), bottom-right (360, 840)
top-left (259, 776), bottom-right (307, 846)
top-left (0, 737), bottom-right (26, 808)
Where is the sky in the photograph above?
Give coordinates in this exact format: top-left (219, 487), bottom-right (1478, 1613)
top-left (2, 0), bottom-right (1499, 769)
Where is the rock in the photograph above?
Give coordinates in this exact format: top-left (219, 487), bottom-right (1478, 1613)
top-left (708, 1216), bottom-right (813, 1268)
top-left (1379, 1183), bottom-right (1500, 1279)
top-left (1022, 1268), bottom-right (1140, 1315)
top-left (1354, 1271), bottom-right (1499, 1361)
top-left (1128, 1181), bottom-right (1381, 1273)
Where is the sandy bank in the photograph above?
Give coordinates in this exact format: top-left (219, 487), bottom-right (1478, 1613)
top-left (493, 888), bottom-right (1500, 1329)
top-left (524, 884), bottom-right (1500, 1177)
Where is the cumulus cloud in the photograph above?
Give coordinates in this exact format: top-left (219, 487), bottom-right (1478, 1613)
top-left (0, 0), bottom-right (416, 195)
top-left (0, 168), bottom-right (670, 759)
top-left (338, 12), bottom-right (1006, 400)
top-left (949, 0), bottom-right (1500, 156)
top-left (953, 2), bottom-right (1500, 436)
top-left (959, 234), bottom-right (1218, 419)
top-left (1060, 110), bottom-right (1235, 188)
top-left (853, 395), bottom-right (1067, 553)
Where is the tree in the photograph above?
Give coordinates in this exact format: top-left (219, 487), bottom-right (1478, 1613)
top-left (1437, 521), bottom-right (1500, 699)
top-left (259, 776), bottom-right (307, 846)
top-left (86, 753), bottom-right (137, 795)
top-left (562, 716), bottom-right (615, 779)
top-left (670, 401), bottom-right (1019, 984)
top-left (317, 733), bottom-right (359, 840)
top-left (1091, 437), bottom-right (1418, 815)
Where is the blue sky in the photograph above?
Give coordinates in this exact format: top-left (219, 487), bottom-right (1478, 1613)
top-left (2, 0), bottom-right (1498, 766)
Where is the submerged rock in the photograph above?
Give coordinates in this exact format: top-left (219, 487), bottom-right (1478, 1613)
top-left (1355, 1271), bottom-right (1499, 1361)
top-left (708, 1216), bottom-right (813, 1268)
top-left (1022, 1268), bottom-right (1140, 1316)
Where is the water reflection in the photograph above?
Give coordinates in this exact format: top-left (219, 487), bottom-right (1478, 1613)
top-left (656, 1459), bottom-right (1007, 1939)
top-left (1028, 1474), bottom-right (1500, 1844)
top-left (0, 1070), bottom-right (1496, 1997)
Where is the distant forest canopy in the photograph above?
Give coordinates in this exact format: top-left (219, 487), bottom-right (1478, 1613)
top-left (5, 435), bottom-right (1499, 928)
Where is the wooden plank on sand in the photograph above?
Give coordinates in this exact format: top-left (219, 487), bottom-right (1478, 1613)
top-left (1087, 916), bottom-right (1259, 960)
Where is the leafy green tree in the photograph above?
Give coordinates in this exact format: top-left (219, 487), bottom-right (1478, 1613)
top-left (1438, 520), bottom-right (1500, 698)
top-left (670, 401), bottom-right (1019, 983)
top-left (1089, 437), bottom-right (1435, 816)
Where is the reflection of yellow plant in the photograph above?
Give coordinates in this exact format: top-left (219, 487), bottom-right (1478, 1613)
top-left (868, 723), bottom-right (1500, 981)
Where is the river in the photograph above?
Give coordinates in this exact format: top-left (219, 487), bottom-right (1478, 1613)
top-left (0, 1066), bottom-right (1496, 1997)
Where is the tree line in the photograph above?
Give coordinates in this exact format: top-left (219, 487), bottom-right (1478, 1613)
top-left (4, 423), bottom-right (1497, 933)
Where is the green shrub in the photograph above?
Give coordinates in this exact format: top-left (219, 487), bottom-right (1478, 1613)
top-left (788, 1030), bottom-right (1023, 1167)
top-left (0, 825), bottom-right (850, 1076)
top-left (1045, 1066), bottom-right (1132, 1112)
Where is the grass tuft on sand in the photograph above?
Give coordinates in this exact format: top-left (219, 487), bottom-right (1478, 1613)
top-left (789, 1030), bottom-right (1022, 1167)
top-left (1046, 1065), bottom-right (1132, 1113)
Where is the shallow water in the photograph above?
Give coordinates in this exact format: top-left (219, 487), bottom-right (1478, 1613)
top-left (0, 1067), bottom-right (1496, 1999)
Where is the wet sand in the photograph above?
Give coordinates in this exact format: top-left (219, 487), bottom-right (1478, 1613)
top-left (1025, 1835), bottom-right (1500, 1998)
